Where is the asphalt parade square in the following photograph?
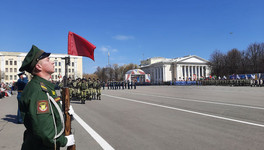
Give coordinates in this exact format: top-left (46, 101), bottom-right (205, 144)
top-left (1, 86), bottom-right (264, 150)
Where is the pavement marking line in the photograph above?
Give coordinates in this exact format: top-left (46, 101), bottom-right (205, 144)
top-left (119, 91), bottom-right (264, 110)
top-left (73, 113), bottom-right (115, 150)
top-left (103, 94), bottom-right (264, 128)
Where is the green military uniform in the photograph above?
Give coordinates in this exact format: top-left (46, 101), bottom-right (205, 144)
top-left (92, 78), bottom-right (97, 99)
top-left (20, 76), bottom-right (67, 149)
top-left (72, 79), bottom-right (78, 99)
top-left (87, 78), bottom-right (93, 100)
top-left (19, 45), bottom-right (67, 150)
top-left (76, 79), bottom-right (82, 100)
top-left (80, 78), bottom-right (87, 104)
top-left (96, 79), bottom-right (101, 100)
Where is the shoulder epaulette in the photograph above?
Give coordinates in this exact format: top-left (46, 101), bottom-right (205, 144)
top-left (40, 82), bottom-right (48, 92)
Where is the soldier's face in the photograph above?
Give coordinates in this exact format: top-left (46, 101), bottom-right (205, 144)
top-left (39, 57), bottom-right (55, 74)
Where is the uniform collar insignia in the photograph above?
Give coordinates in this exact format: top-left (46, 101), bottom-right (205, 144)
top-left (40, 82), bottom-right (48, 92)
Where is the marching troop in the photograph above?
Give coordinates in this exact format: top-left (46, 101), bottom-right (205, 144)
top-left (58, 78), bottom-right (137, 104)
top-left (59, 77), bottom-right (102, 104)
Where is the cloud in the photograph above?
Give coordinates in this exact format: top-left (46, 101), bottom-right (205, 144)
top-left (99, 46), bottom-right (118, 54)
top-left (99, 46), bottom-right (109, 52)
top-left (112, 35), bottom-right (135, 40)
top-left (112, 49), bottom-right (118, 52)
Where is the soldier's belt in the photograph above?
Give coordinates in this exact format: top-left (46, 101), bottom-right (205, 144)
top-left (18, 90), bottom-right (23, 92)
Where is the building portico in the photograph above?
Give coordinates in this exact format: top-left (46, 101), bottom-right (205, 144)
top-left (140, 55), bottom-right (210, 84)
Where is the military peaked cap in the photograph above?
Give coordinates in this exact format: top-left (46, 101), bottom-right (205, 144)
top-left (19, 45), bottom-right (50, 73)
top-left (17, 71), bottom-right (25, 77)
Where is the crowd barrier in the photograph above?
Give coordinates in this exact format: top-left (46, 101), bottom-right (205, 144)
top-left (167, 79), bottom-right (263, 86)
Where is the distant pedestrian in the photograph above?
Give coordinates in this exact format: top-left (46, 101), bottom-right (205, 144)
top-left (16, 72), bottom-right (28, 124)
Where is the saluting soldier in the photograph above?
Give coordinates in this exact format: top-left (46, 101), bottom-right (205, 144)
top-left (19, 45), bottom-right (75, 150)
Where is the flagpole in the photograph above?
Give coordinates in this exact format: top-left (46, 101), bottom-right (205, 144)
top-left (65, 31), bottom-right (96, 150)
top-left (62, 56), bottom-right (76, 150)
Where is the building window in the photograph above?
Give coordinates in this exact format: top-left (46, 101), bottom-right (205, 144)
top-left (59, 62), bottom-right (61, 66)
top-left (14, 61), bottom-right (17, 65)
top-left (55, 68), bottom-right (57, 73)
top-left (10, 61), bottom-right (13, 65)
top-left (14, 68), bottom-right (17, 72)
top-left (10, 75), bottom-right (12, 80)
top-left (6, 61), bottom-right (8, 65)
top-left (72, 62), bottom-right (74, 66)
top-left (5, 75), bottom-right (8, 80)
top-left (6, 68), bottom-right (8, 72)
top-left (72, 69), bottom-right (74, 73)
top-left (55, 75), bottom-right (57, 79)
top-left (59, 68), bottom-right (61, 73)
top-left (10, 68), bottom-right (13, 72)
top-left (52, 75), bottom-right (54, 79)
top-left (69, 69), bottom-right (71, 73)
top-left (14, 75), bottom-right (17, 80)
top-left (55, 62), bottom-right (57, 66)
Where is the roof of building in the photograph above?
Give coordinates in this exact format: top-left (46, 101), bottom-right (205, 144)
top-left (140, 55), bottom-right (209, 67)
top-left (125, 69), bottom-right (146, 75)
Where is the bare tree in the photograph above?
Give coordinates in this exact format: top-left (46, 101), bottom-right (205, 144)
top-left (209, 50), bottom-right (226, 77)
top-left (225, 48), bottom-right (241, 75)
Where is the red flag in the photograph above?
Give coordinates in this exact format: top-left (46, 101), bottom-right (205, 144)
top-left (68, 31), bottom-right (96, 61)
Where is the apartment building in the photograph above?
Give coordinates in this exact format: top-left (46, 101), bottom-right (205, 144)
top-left (0, 51), bottom-right (83, 83)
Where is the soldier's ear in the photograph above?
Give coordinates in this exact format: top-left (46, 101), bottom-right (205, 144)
top-left (35, 63), bottom-right (42, 71)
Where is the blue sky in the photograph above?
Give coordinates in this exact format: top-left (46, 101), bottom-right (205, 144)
top-left (0, 0), bottom-right (263, 73)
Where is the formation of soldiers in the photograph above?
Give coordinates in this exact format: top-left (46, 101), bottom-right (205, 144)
top-left (199, 79), bottom-right (264, 87)
top-left (59, 77), bottom-right (102, 104)
top-left (106, 80), bottom-right (137, 90)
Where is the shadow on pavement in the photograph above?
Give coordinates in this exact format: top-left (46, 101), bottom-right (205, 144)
top-left (2, 114), bottom-right (19, 124)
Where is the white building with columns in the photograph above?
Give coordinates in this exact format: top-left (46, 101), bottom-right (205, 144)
top-left (140, 55), bottom-right (211, 84)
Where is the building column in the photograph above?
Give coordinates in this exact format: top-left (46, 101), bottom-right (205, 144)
top-left (156, 67), bottom-right (159, 83)
top-left (204, 66), bottom-right (207, 78)
top-left (190, 66), bottom-right (193, 80)
top-left (184, 66), bottom-right (186, 80)
top-left (186, 66), bottom-right (188, 80)
top-left (182, 66), bottom-right (185, 80)
top-left (174, 64), bottom-right (177, 81)
top-left (163, 65), bottom-right (165, 82)
top-left (197, 66), bottom-right (200, 80)
top-left (159, 67), bottom-right (163, 82)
